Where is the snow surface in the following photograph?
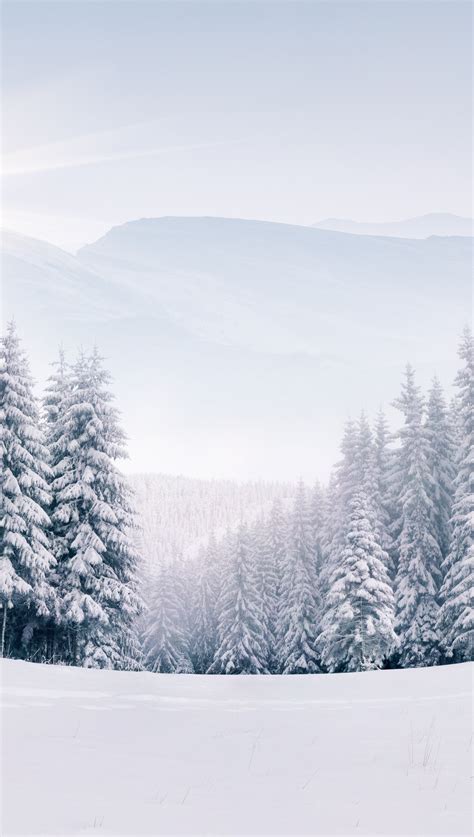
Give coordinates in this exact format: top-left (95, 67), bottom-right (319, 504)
top-left (1, 660), bottom-right (472, 835)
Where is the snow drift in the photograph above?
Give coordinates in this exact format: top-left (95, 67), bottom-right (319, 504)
top-left (1, 659), bottom-right (472, 835)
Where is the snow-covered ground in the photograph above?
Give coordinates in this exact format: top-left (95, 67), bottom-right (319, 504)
top-left (1, 660), bottom-right (472, 836)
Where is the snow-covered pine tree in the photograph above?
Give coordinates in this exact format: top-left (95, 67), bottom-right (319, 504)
top-left (41, 348), bottom-right (72, 661)
top-left (277, 481), bottom-right (321, 674)
top-left (309, 481), bottom-right (326, 575)
top-left (142, 561), bottom-right (194, 672)
top-left (208, 523), bottom-right (268, 674)
top-left (324, 420), bottom-right (359, 569)
top-left (425, 378), bottom-right (456, 562)
top-left (252, 515), bottom-right (278, 671)
top-left (48, 348), bottom-right (142, 669)
top-left (392, 366), bottom-right (442, 667)
top-left (0, 323), bottom-right (56, 659)
top-left (190, 534), bottom-right (220, 672)
top-left (372, 409), bottom-right (396, 574)
top-left (318, 491), bottom-right (397, 672)
top-left (438, 328), bottom-right (474, 662)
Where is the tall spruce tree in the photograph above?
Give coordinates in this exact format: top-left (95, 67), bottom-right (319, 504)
top-left (392, 366), bottom-right (442, 667)
top-left (208, 523), bottom-right (268, 674)
top-left (425, 378), bottom-right (456, 562)
top-left (252, 515), bottom-right (278, 671)
top-left (277, 481), bottom-right (320, 674)
top-left (373, 409), bottom-right (396, 574)
top-left (318, 492), bottom-right (397, 672)
top-left (143, 561), bottom-right (194, 673)
top-left (191, 534), bottom-right (220, 672)
top-left (0, 323), bottom-right (56, 658)
top-left (438, 329), bottom-right (474, 661)
top-left (48, 349), bottom-right (142, 668)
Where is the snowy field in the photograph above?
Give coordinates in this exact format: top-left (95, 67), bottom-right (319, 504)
top-left (1, 660), bottom-right (472, 836)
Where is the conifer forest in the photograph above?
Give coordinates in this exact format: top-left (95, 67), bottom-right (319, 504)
top-left (1, 322), bottom-right (472, 675)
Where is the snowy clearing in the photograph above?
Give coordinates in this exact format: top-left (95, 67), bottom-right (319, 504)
top-left (1, 660), bottom-right (472, 836)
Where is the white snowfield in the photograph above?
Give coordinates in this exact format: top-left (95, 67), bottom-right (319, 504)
top-left (1, 660), bottom-right (472, 836)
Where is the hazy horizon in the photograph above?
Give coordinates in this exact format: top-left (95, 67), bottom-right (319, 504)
top-left (2, 0), bottom-right (472, 250)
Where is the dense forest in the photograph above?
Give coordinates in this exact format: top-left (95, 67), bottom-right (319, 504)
top-left (1, 322), bottom-right (472, 673)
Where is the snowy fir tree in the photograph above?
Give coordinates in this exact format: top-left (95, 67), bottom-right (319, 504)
top-left (425, 377), bottom-right (456, 562)
top-left (372, 409), bottom-right (396, 573)
top-left (208, 523), bottom-right (268, 674)
top-left (190, 534), bottom-right (220, 672)
top-left (438, 329), bottom-right (474, 662)
top-left (277, 481), bottom-right (320, 674)
top-left (0, 323), bottom-right (56, 659)
top-left (143, 561), bottom-right (193, 673)
top-left (318, 492), bottom-right (397, 672)
top-left (47, 348), bottom-right (142, 669)
top-left (392, 366), bottom-right (442, 667)
top-left (252, 515), bottom-right (279, 671)
top-left (309, 481), bottom-right (327, 575)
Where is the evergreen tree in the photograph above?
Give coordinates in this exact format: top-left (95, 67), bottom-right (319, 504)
top-left (392, 366), bottom-right (442, 667)
top-left (425, 378), bottom-right (456, 561)
top-left (143, 561), bottom-right (194, 672)
top-left (318, 492), bottom-right (397, 672)
top-left (252, 515), bottom-right (278, 671)
top-left (190, 535), bottom-right (220, 672)
top-left (309, 481), bottom-right (326, 575)
top-left (438, 329), bottom-right (474, 661)
top-left (208, 523), bottom-right (268, 674)
top-left (0, 323), bottom-right (56, 658)
top-left (48, 349), bottom-right (142, 668)
top-left (373, 409), bottom-right (396, 573)
top-left (277, 481), bottom-right (320, 674)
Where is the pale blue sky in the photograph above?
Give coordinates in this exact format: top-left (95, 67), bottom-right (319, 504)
top-left (2, 0), bottom-right (472, 249)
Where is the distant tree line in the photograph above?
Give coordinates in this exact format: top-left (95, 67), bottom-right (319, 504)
top-left (1, 323), bottom-right (472, 673)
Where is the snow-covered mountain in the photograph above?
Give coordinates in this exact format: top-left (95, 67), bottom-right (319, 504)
top-left (312, 212), bottom-right (473, 238)
top-left (2, 218), bottom-right (471, 479)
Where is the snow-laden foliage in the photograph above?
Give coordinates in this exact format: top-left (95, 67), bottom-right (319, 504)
top-left (2, 325), bottom-right (471, 673)
top-left (425, 377), bottom-right (456, 561)
top-left (438, 328), bottom-right (474, 662)
top-left (0, 323), bottom-right (56, 658)
top-left (47, 349), bottom-right (143, 669)
top-left (318, 492), bottom-right (397, 672)
top-left (277, 481), bottom-right (321, 673)
top-left (209, 523), bottom-right (268, 674)
top-left (142, 561), bottom-right (194, 673)
top-left (392, 367), bottom-right (442, 667)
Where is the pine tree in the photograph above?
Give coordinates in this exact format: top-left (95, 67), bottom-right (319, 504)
top-left (48, 349), bottom-right (142, 668)
top-left (392, 366), bottom-right (442, 667)
top-left (438, 329), bottom-right (474, 661)
top-left (0, 323), bottom-right (56, 658)
top-left (373, 409), bottom-right (396, 573)
top-left (309, 481), bottom-right (326, 575)
top-left (252, 516), bottom-right (278, 671)
top-left (208, 523), bottom-right (268, 674)
top-left (277, 481), bottom-right (320, 674)
top-left (425, 378), bottom-right (456, 562)
top-left (143, 561), bottom-right (194, 672)
top-left (318, 492), bottom-right (397, 672)
top-left (190, 535), bottom-right (220, 672)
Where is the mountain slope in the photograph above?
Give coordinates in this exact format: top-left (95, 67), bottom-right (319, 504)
top-left (2, 218), bottom-right (471, 479)
top-left (312, 212), bottom-right (473, 238)
top-left (129, 473), bottom-right (294, 570)
top-left (2, 658), bottom-right (472, 835)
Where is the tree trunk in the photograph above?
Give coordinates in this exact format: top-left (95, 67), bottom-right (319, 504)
top-left (0, 604), bottom-right (7, 658)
